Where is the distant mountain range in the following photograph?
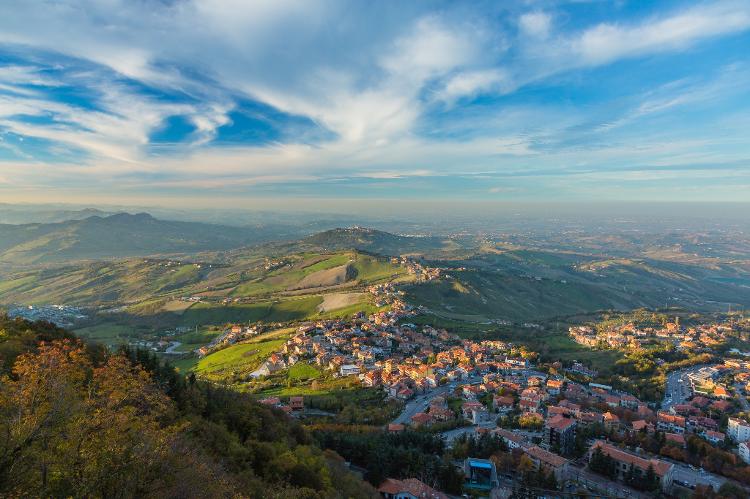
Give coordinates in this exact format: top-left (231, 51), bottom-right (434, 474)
top-left (0, 206), bottom-right (117, 224)
top-left (0, 213), bottom-right (273, 264)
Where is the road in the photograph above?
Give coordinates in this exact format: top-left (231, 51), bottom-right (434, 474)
top-left (662, 365), bottom-right (709, 409)
top-left (164, 341), bottom-right (182, 354)
top-left (566, 465), bottom-right (653, 499)
top-left (673, 464), bottom-right (725, 491)
top-left (391, 376), bottom-right (483, 425)
top-left (657, 455), bottom-right (726, 491)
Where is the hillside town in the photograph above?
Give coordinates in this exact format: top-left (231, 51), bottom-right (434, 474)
top-left (239, 306), bottom-right (750, 497)
top-left (569, 317), bottom-right (747, 353)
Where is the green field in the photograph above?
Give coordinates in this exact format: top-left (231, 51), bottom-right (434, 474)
top-left (178, 295), bottom-right (324, 326)
top-left (173, 327), bottom-right (222, 352)
top-left (192, 329), bottom-right (295, 381)
top-left (257, 375), bottom-right (356, 397)
top-left (288, 362), bottom-right (322, 381)
top-left (72, 322), bottom-right (146, 346)
top-left (231, 253), bottom-right (354, 297)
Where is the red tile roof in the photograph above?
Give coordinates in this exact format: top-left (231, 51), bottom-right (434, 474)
top-left (546, 414), bottom-right (575, 431)
top-left (378, 478), bottom-right (448, 499)
top-left (525, 445), bottom-right (568, 468)
top-left (591, 441), bottom-right (672, 477)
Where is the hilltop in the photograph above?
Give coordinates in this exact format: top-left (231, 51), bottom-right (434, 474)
top-left (301, 227), bottom-right (454, 256)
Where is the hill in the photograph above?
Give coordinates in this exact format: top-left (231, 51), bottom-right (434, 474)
top-left (0, 206), bottom-right (116, 224)
top-left (301, 227), bottom-right (454, 256)
top-left (0, 213), bottom-right (272, 264)
top-left (406, 251), bottom-right (750, 323)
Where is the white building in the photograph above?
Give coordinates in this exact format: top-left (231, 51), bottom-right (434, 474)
top-left (728, 418), bottom-right (750, 443)
top-left (339, 364), bottom-right (360, 376)
top-left (740, 442), bottom-right (750, 464)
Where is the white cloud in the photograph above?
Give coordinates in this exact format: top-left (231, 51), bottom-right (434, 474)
top-left (0, 0), bottom-right (748, 201)
top-left (519, 12), bottom-right (552, 39)
top-left (571, 1), bottom-right (750, 65)
top-left (437, 69), bottom-right (512, 103)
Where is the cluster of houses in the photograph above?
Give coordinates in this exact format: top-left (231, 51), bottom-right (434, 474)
top-left (392, 256), bottom-right (442, 281)
top-left (367, 282), bottom-right (406, 309)
top-left (404, 364), bottom-right (745, 494)
top-left (254, 309), bottom-right (477, 382)
top-left (8, 304), bottom-right (87, 327)
top-left (215, 303), bottom-right (750, 496)
top-left (569, 317), bottom-right (743, 352)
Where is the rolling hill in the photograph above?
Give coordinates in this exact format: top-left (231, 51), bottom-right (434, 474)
top-left (406, 251), bottom-right (750, 323)
top-left (2, 224), bottom-right (749, 330)
top-left (301, 227), bottom-right (455, 256)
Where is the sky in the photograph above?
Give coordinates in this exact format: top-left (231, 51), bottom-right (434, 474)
top-left (0, 0), bottom-right (749, 208)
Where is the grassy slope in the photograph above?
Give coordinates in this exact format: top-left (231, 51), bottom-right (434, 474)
top-left (192, 328), bottom-right (296, 381)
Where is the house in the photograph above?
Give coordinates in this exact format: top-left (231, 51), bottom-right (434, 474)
top-left (289, 396), bottom-right (304, 411)
top-left (605, 395), bottom-right (620, 408)
top-left (411, 412), bottom-right (434, 428)
top-left (378, 478), bottom-right (448, 499)
top-left (493, 428), bottom-right (526, 450)
top-left (429, 407), bottom-right (455, 422)
top-left (519, 398), bottom-right (540, 413)
top-left (704, 430), bottom-right (725, 445)
top-left (603, 412), bottom-right (620, 431)
top-left (462, 401), bottom-right (484, 420)
top-left (631, 420), bottom-right (654, 434)
top-left (665, 433), bottom-right (686, 448)
top-left (728, 418), bottom-right (750, 443)
top-left (259, 396), bottom-right (281, 406)
top-left (388, 423), bottom-right (405, 433)
top-left (546, 379), bottom-right (563, 395)
top-left (657, 412), bottom-right (686, 434)
top-left (620, 394), bottom-right (640, 409)
top-left (543, 415), bottom-right (576, 455)
top-left (340, 364), bottom-right (360, 376)
top-left (559, 400), bottom-right (581, 415)
top-left (523, 445), bottom-right (570, 481)
top-left (363, 370), bottom-right (382, 387)
top-left (588, 440), bottom-right (674, 493)
top-left (471, 408), bottom-right (490, 425)
top-left (493, 395), bottom-right (515, 413)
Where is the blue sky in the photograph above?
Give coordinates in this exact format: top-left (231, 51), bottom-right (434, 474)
top-left (0, 0), bottom-right (749, 207)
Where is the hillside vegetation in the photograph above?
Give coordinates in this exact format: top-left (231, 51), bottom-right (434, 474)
top-left (0, 315), bottom-right (377, 498)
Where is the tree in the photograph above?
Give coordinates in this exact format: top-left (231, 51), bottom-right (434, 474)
top-left (644, 464), bottom-right (658, 492)
top-left (0, 340), bottom-right (231, 497)
top-left (717, 482), bottom-right (748, 499)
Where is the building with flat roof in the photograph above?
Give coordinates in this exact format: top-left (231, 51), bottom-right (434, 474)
top-left (728, 417), bottom-right (750, 443)
top-left (543, 414), bottom-right (576, 456)
top-left (463, 458), bottom-right (499, 491)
